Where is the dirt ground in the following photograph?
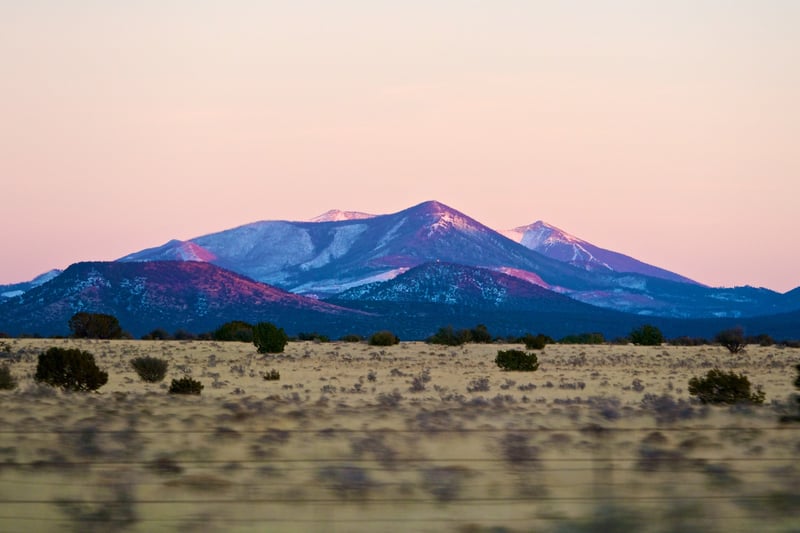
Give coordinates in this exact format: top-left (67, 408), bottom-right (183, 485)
top-left (1, 338), bottom-right (798, 532)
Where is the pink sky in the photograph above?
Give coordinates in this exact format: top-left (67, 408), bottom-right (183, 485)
top-left (1, 1), bottom-right (798, 292)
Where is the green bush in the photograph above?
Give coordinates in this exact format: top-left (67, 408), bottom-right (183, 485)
top-left (748, 333), bottom-right (774, 347)
top-left (629, 324), bottom-right (665, 346)
top-left (339, 334), bottom-right (364, 343)
top-left (172, 329), bottom-right (197, 341)
top-left (263, 369), bottom-right (280, 381)
top-left (35, 347), bottom-right (108, 392)
top-left (253, 322), bottom-right (289, 353)
top-left (68, 312), bottom-right (124, 339)
top-left (168, 377), bottom-right (203, 395)
top-left (559, 332), bottom-right (605, 344)
top-left (130, 356), bottom-right (169, 383)
top-left (212, 320), bottom-right (254, 342)
top-left (0, 365), bottom-right (17, 390)
top-left (469, 324), bottom-right (493, 344)
top-left (668, 336), bottom-right (708, 346)
top-left (495, 349), bottom-right (540, 372)
top-left (715, 327), bottom-right (746, 353)
top-left (688, 368), bottom-right (764, 405)
top-left (427, 326), bottom-right (470, 346)
top-left (296, 332), bottom-right (330, 342)
top-left (141, 328), bottom-right (172, 340)
top-left (522, 333), bottom-right (549, 350)
top-left (369, 330), bottom-right (399, 346)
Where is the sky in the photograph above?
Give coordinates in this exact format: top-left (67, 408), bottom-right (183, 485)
top-left (1, 1), bottom-right (798, 292)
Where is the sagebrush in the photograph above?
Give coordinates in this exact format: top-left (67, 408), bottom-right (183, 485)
top-left (35, 347), bottom-right (108, 392)
top-left (168, 377), bottom-right (203, 395)
top-left (130, 356), bottom-right (169, 383)
top-left (495, 349), bottom-right (540, 372)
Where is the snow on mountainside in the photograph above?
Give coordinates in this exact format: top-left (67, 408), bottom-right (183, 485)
top-left (333, 262), bottom-right (581, 311)
top-left (119, 200), bottom-right (596, 297)
top-left (505, 221), bottom-right (700, 285)
top-left (0, 269), bottom-right (63, 299)
top-left (309, 209), bottom-right (375, 222)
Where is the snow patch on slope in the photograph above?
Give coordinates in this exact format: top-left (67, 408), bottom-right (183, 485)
top-left (309, 210), bottom-right (375, 222)
top-left (427, 211), bottom-right (478, 236)
top-left (377, 217), bottom-right (408, 249)
top-left (196, 222), bottom-right (316, 268)
top-left (300, 224), bottom-right (368, 271)
top-left (293, 267), bottom-right (410, 296)
top-left (1, 290), bottom-right (24, 298)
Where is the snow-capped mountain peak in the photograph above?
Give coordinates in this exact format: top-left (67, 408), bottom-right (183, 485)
top-left (308, 209), bottom-right (375, 223)
top-left (506, 220), bottom-right (700, 285)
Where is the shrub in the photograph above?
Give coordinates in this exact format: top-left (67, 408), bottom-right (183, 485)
top-left (68, 312), bottom-right (123, 339)
top-left (469, 324), bottom-right (493, 343)
top-left (629, 324), bottom-right (664, 346)
top-left (173, 329), bottom-right (197, 341)
top-left (496, 349), bottom-right (539, 371)
top-left (35, 347), bottom-right (108, 392)
top-left (780, 364), bottom-right (800, 423)
top-left (369, 330), bottom-right (399, 346)
top-left (130, 356), bottom-right (169, 383)
top-left (212, 320), bottom-right (254, 342)
top-left (296, 332), bottom-right (330, 342)
top-left (141, 328), bottom-right (172, 340)
top-left (523, 333), bottom-right (549, 350)
top-left (748, 333), bottom-right (774, 347)
top-left (427, 326), bottom-right (470, 346)
top-left (339, 334), bottom-right (363, 343)
top-left (253, 322), bottom-right (288, 353)
top-left (688, 369), bottom-right (764, 405)
top-left (669, 336), bottom-right (707, 346)
top-left (263, 369), bottom-right (280, 381)
top-left (168, 377), bottom-right (203, 395)
top-left (0, 365), bottom-right (17, 390)
top-left (559, 332), bottom-right (605, 344)
top-left (715, 327), bottom-right (746, 354)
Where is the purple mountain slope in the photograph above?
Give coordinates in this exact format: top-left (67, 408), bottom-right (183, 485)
top-left (503, 221), bottom-right (700, 285)
top-left (0, 261), bottom-right (366, 337)
top-left (334, 261), bottom-right (594, 311)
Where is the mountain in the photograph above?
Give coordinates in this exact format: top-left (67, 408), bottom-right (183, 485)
top-left (117, 200), bottom-right (799, 319)
top-left (0, 269), bottom-right (63, 299)
top-left (119, 200), bottom-right (605, 296)
top-left (0, 261), bottom-right (368, 338)
top-left (326, 261), bottom-right (635, 338)
top-left (504, 221), bottom-right (699, 285)
top-left (334, 261), bottom-right (584, 310)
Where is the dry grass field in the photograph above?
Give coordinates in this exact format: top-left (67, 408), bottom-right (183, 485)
top-left (1, 338), bottom-right (798, 532)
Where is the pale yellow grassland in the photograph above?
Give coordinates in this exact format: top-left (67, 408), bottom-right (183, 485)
top-left (0, 339), bottom-right (798, 532)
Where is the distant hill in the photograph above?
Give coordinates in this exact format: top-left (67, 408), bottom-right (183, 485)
top-left (0, 261), bottom-right (368, 338)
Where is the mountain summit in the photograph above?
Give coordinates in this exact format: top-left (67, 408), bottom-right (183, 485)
top-left (119, 200), bottom-right (587, 297)
top-left (308, 210), bottom-right (375, 222)
top-left (504, 221), bottom-right (700, 285)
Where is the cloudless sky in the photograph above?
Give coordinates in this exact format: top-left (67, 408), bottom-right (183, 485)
top-left (1, 1), bottom-right (798, 291)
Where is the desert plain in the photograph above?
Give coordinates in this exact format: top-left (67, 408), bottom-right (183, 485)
top-left (0, 338), bottom-right (798, 532)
